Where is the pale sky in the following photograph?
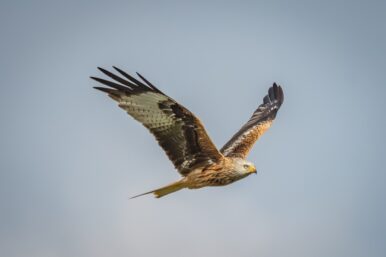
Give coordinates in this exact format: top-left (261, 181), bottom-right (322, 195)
top-left (1, 1), bottom-right (385, 257)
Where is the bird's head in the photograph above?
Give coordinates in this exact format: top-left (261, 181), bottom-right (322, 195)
top-left (234, 159), bottom-right (257, 175)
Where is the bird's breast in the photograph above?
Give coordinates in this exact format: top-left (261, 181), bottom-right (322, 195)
top-left (185, 168), bottom-right (246, 188)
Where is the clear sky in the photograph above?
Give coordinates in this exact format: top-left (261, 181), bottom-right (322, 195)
top-left (1, 1), bottom-right (385, 257)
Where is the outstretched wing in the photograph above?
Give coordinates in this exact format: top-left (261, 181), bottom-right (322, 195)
top-left (220, 83), bottom-right (284, 159)
top-left (91, 67), bottom-right (223, 176)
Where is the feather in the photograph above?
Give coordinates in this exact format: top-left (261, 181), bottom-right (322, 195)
top-left (97, 67), bottom-right (135, 89)
top-left (220, 83), bottom-right (284, 159)
top-left (92, 67), bottom-right (223, 175)
top-left (136, 72), bottom-right (163, 93)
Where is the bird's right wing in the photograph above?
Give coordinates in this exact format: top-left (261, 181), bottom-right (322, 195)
top-left (91, 67), bottom-right (223, 176)
top-left (220, 83), bottom-right (284, 159)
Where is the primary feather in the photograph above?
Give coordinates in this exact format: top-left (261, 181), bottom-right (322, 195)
top-left (91, 67), bottom-right (223, 176)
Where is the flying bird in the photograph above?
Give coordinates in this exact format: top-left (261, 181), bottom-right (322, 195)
top-left (91, 67), bottom-right (284, 198)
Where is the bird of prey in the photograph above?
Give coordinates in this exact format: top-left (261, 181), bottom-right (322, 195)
top-left (91, 67), bottom-right (284, 198)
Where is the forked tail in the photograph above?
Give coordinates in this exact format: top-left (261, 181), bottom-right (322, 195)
top-left (130, 180), bottom-right (186, 199)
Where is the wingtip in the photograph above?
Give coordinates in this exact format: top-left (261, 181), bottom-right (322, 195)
top-left (112, 66), bottom-right (123, 74)
top-left (273, 82), bottom-right (284, 104)
top-left (135, 71), bottom-right (164, 94)
top-left (93, 86), bottom-right (111, 94)
top-left (267, 82), bottom-right (284, 105)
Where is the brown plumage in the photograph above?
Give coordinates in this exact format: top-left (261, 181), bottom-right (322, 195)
top-left (92, 67), bottom-right (284, 198)
top-left (220, 83), bottom-right (284, 158)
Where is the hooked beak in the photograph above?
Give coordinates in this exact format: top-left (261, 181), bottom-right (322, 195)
top-left (248, 166), bottom-right (257, 174)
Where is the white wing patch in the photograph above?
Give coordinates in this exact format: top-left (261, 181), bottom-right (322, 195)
top-left (118, 92), bottom-right (174, 129)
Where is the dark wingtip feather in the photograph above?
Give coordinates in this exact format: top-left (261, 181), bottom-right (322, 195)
top-left (273, 82), bottom-right (278, 89)
top-left (112, 66), bottom-right (146, 88)
top-left (90, 76), bottom-right (131, 93)
top-left (97, 67), bottom-right (137, 89)
top-left (263, 95), bottom-right (271, 104)
top-left (268, 85), bottom-right (275, 101)
top-left (271, 82), bottom-right (284, 105)
top-left (263, 82), bottom-right (284, 107)
top-left (93, 86), bottom-right (122, 96)
top-left (136, 72), bottom-right (164, 94)
top-left (90, 76), bottom-right (105, 83)
top-left (274, 83), bottom-right (284, 104)
top-left (279, 86), bottom-right (284, 104)
top-left (94, 86), bottom-right (112, 93)
top-left (97, 67), bottom-right (115, 79)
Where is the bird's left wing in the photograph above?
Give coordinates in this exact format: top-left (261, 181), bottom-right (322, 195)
top-left (91, 67), bottom-right (223, 176)
top-left (220, 83), bottom-right (284, 159)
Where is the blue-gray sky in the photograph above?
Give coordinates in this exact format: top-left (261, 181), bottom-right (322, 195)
top-left (1, 1), bottom-right (385, 256)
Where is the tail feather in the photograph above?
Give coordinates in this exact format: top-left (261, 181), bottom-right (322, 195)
top-left (130, 180), bottom-right (186, 199)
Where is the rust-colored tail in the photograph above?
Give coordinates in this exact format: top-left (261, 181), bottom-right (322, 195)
top-left (130, 180), bottom-right (186, 199)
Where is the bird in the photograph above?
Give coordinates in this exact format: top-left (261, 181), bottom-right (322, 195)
top-left (91, 67), bottom-right (284, 198)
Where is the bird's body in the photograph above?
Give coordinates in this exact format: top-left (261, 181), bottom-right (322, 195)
top-left (187, 159), bottom-right (247, 188)
top-left (132, 158), bottom-right (255, 198)
top-left (181, 158), bottom-right (254, 189)
top-left (91, 67), bottom-right (284, 198)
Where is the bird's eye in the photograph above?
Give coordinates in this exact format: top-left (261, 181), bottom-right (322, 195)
top-left (243, 164), bottom-right (249, 169)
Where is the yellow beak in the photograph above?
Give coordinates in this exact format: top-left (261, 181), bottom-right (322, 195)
top-left (248, 165), bottom-right (257, 174)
